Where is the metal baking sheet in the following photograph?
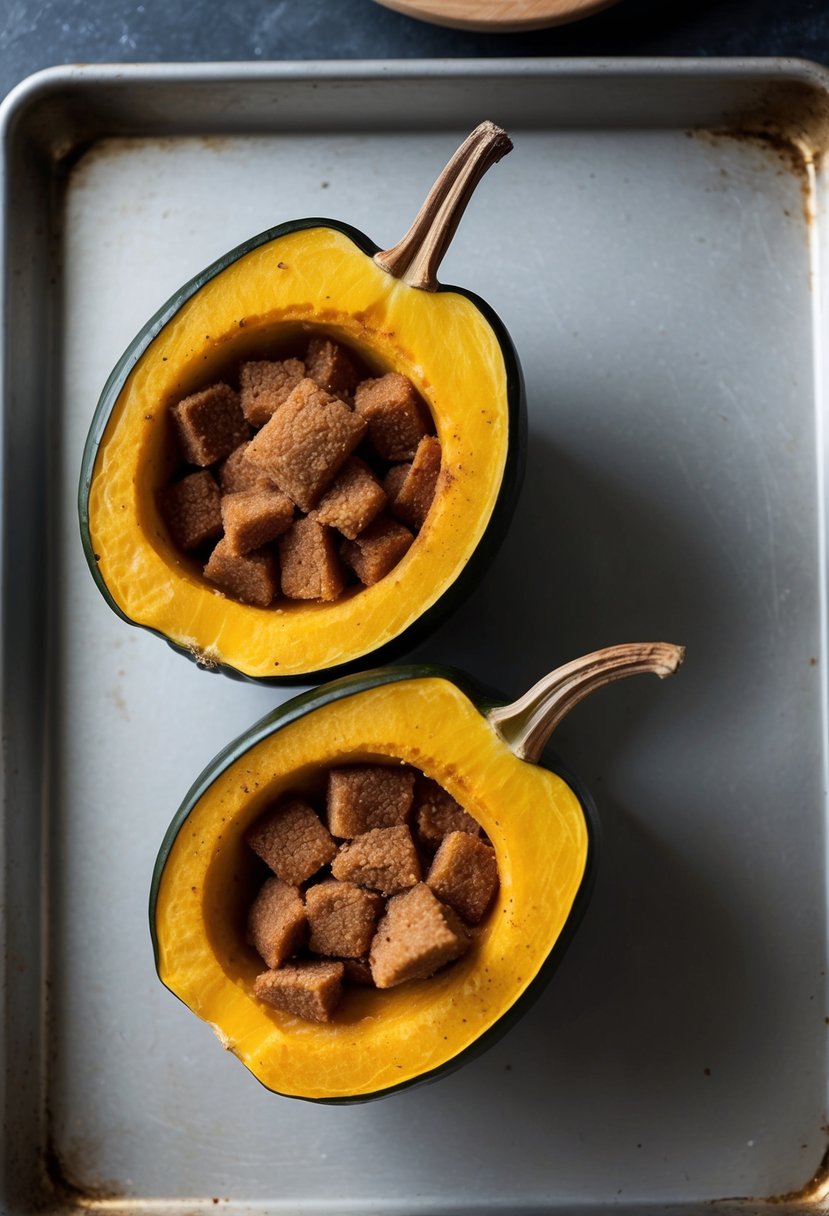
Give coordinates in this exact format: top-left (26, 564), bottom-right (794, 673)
top-left (2, 59), bottom-right (828, 1214)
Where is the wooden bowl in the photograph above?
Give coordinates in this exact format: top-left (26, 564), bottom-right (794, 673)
top-left (370, 0), bottom-right (621, 31)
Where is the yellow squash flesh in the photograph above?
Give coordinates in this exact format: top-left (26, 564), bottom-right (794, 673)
top-left (87, 227), bottom-right (509, 678)
top-left (154, 677), bottom-right (589, 1100)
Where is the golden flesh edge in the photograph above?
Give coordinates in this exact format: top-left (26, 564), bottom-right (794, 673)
top-left (154, 678), bottom-right (589, 1100)
top-left (87, 227), bottom-right (510, 677)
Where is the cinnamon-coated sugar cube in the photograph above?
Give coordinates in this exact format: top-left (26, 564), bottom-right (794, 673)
top-left (254, 960), bottom-right (344, 1023)
top-left (218, 441), bottom-right (276, 495)
top-left (384, 436), bottom-right (442, 530)
top-left (159, 470), bottom-right (222, 551)
top-left (340, 515), bottom-right (413, 586)
top-left (240, 358), bottom-right (305, 427)
top-left (369, 884), bottom-right (469, 989)
top-left (246, 798), bottom-right (337, 885)
top-left (247, 878), bottom-right (306, 969)
top-left (305, 881), bottom-right (383, 959)
top-left (203, 538), bottom-right (279, 607)
top-left (221, 488), bottom-right (294, 555)
top-left (310, 458), bottom-right (386, 540)
top-left (171, 383), bottom-right (249, 466)
top-left (245, 378), bottom-right (366, 511)
top-left (279, 517), bottom-right (345, 601)
top-left (327, 765), bottom-right (415, 837)
top-left (306, 336), bottom-right (360, 400)
top-left (427, 831), bottom-right (499, 924)
top-left (331, 825), bottom-right (421, 897)
top-left (354, 372), bottom-right (430, 461)
top-left (414, 778), bottom-right (481, 851)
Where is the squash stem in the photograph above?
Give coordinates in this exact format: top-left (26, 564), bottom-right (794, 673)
top-left (374, 121), bottom-right (513, 291)
top-left (487, 643), bottom-right (685, 764)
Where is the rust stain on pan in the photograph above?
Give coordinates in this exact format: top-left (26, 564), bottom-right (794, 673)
top-left (42, 1135), bottom-right (123, 1209)
top-left (707, 1142), bottom-right (829, 1210)
top-left (719, 79), bottom-right (829, 173)
top-left (762, 1144), bottom-right (829, 1207)
top-left (66, 135), bottom-right (240, 193)
top-left (688, 79), bottom-right (829, 230)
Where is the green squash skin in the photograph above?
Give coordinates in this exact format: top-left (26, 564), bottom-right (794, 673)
top-left (79, 218), bottom-right (526, 685)
top-left (149, 664), bottom-right (598, 1105)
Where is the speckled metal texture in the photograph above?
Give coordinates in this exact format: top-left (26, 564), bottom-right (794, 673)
top-left (1, 59), bottom-right (828, 1214)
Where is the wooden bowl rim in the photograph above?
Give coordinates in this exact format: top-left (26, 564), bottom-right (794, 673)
top-left (369, 0), bottom-right (621, 33)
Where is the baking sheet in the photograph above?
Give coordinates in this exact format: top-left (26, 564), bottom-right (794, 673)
top-left (2, 59), bottom-right (828, 1214)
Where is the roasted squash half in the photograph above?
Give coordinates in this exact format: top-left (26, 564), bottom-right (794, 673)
top-left (151, 644), bottom-right (683, 1102)
top-left (79, 123), bottom-right (524, 682)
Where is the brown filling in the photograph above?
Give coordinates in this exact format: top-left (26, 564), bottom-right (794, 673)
top-left (157, 336), bottom-right (442, 608)
top-left (243, 764), bottom-right (499, 1023)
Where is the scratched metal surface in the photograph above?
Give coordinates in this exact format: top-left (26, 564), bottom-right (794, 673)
top-left (1, 61), bottom-right (828, 1214)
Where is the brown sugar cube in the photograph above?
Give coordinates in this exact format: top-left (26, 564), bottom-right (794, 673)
top-left (331, 825), bottom-right (421, 897)
top-left (246, 798), bottom-right (337, 885)
top-left (327, 765), bottom-right (415, 837)
top-left (306, 881), bottom-right (384, 958)
top-left (354, 372), bottom-right (430, 461)
top-left (245, 378), bottom-right (366, 511)
top-left (254, 960), bottom-right (344, 1023)
top-left (340, 515), bottom-right (414, 587)
top-left (204, 538), bottom-right (278, 608)
top-left (171, 383), bottom-right (249, 466)
top-left (427, 832), bottom-right (499, 925)
top-left (240, 358), bottom-right (306, 427)
top-left (340, 958), bottom-right (374, 986)
top-left (158, 470), bottom-right (222, 551)
top-left (221, 489), bottom-right (294, 555)
top-left (384, 436), bottom-right (442, 530)
top-left (414, 778), bottom-right (481, 851)
top-left (246, 877), bottom-right (307, 969)
top-left (309, 458), bottom-right (387, 541)
top-left (218, 441), bottom-right (277, 495)
top-left (384, 464), bottom-right (408, 503)
top-left (306, 336), bottom-right (360, 400)
top-left (279, 517), bottom-right (345, 602)
top-left (369, 883), bottom-right (469, 989)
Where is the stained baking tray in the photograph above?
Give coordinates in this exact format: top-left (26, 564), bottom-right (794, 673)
top-left (2, 58), bottom-right (828, 1215)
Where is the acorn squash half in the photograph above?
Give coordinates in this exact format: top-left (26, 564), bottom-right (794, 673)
top-left (79, 123), bottom-right (524, 682)
top-left (150, 643), bottom-right (683, 1102)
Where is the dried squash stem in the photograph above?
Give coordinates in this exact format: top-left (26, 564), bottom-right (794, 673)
top-left (488, 643), bottom-right (685, 764)
top-left (374, 120), bottom-right (513, 291)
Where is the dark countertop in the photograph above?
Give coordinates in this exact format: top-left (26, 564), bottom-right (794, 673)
top-left (2, 0), bottom-right (829, 105)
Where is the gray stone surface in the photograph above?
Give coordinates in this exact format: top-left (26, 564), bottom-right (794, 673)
top-left (2, 0), bottom-right (828, 105)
